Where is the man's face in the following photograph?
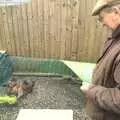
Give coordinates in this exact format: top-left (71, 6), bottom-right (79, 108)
top-left (98, 9), bottom-right (120, 30)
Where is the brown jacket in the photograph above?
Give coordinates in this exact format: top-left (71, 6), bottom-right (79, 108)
top-left (86, 25), bottom-right (120, 120)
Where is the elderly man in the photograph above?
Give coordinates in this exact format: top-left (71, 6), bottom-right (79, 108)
top-left (80, 0), bottom-right (120, 120)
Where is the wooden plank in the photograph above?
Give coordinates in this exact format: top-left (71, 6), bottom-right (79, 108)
top-left (60, 0), bottom-right (66, 59)
top-left (40, 0), bottom-right (45, 57)
top-left (21, 4), bottom-right (30, 57)
top-left (5, 6), bottom-right (17, 55)
top-left (3, 6), bottom-right (13, 54)
top-left (37, 0), bottom-right (44, 57)
top-left (16, 5), bottom-right (25, 56)
top-left (31, 0), bottom-right (39, 57)
top-left (43, 0), bottom-right (50, 58)
top-left (64, 0), bottom-right (72, 60)
top-left (26, 1), bottom-right (33, 57)
top-left (10, 6), bottom-right (20, 56)
top-left (0, 7), bottom-right (12, 53)
top-left (56, 0), bottom-right (62, 59)
top-left (70, 0), bottom-right (79, 61)
top-left (52, 0), bottom-right (60, 58)
top-left (77, 0), bottom-right (86, 61)
top-left (49, 0), bottom-right (57, 58)
top-left (86, 0), bottom-right (95, 62)
top-left (0, 8), bottom-right (7, 51)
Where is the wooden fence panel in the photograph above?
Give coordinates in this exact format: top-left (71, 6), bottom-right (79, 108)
top-left (0, 0), bottom-right (109, 62)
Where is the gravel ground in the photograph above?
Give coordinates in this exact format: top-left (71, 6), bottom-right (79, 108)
top-left (0, 76), bottom-right (90, 120)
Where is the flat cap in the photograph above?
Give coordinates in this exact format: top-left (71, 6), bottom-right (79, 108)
top-left (92, 0), bottom-right (120, 16)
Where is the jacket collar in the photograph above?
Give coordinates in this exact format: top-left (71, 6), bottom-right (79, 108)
top-left (112, 25), bottom-right (120, 39)
top-left (97, 25), bottom-right (120, 63)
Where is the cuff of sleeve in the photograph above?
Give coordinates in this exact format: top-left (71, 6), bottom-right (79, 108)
top-left (85, 85), bottom-right (106, 101)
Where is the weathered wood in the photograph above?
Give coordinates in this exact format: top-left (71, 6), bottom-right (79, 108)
top-left (0, 0), bottom-right (109, 62)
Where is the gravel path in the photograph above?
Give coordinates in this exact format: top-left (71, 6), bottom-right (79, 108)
top-left (0, 76), bottom-right (90, 120)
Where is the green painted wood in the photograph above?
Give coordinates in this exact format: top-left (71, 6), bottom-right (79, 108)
top-left (0, 52), bottom-right (13, 86)
top-left (11, 57), bottom-right (76, 77)
top-left (11, 57), bottom-right (96, 83)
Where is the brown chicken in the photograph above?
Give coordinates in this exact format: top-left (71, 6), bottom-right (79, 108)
top-left (3, 77), bottom-right (35, 99)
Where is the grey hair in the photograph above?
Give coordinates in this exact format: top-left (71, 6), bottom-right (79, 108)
top-left (101, 4), bottom-right (120, 14)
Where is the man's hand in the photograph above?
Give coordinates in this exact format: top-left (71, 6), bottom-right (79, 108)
top-left (80, 82), bottom-right (95, 92)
